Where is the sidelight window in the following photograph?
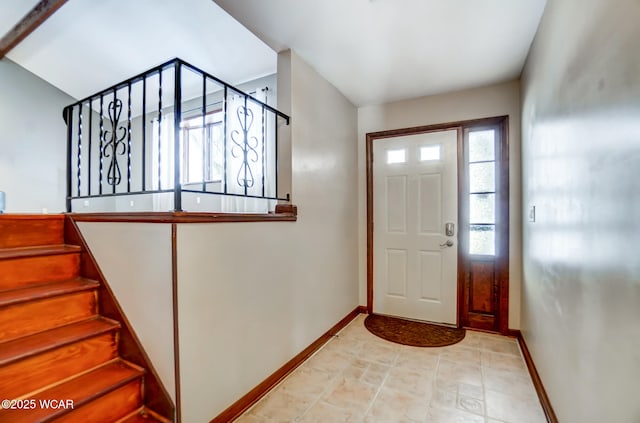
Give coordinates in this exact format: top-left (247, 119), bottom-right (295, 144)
top-left (468, 130), bottom-right (496, 255)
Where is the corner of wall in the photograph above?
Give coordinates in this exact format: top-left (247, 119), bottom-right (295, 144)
top-left (276, 50), bottom-right (293, 200)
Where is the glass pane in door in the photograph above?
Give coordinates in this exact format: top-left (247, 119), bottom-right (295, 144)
top-left (469, 224), bottom-right (495, 255)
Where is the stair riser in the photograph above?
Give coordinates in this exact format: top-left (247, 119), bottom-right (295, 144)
top-left (0, 332), bottom-right (118, 399)
top-left (0, 217), bottom-right (64, 249)
top-left (0, 291), bottom-right (97, 342)
top-left (0, 253), bottom-right (80, 289)
top-left (117, 408), bottom-right (173, 423)
top-left (54, 379), bottom-right (143, 423)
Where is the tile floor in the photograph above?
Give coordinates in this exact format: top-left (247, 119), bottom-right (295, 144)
top-left (236, 314), bottom-right (546, 423)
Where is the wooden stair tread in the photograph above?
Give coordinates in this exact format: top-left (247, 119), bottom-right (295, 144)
top-left (0, 214), bottom-right (65, 220)
top-left (0, 244), bottom-right (81, 260)
top-left (0, 317), bottom-right (120, 366)
top-left (116, 407), bottom-right (173, 423)
top-left (0, 359), bottom-right (144, 422)
top-left (0, 277), bottom-right (99, 307)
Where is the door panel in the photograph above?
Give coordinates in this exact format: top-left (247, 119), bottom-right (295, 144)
top-left (386, 249), bottom-right (408, 297)
top-left (418, 174), bottom-right (441, 233)
top-left (419, 251), bottom-right (442, 301)
top-left (386, 176), bottom-right (407, 233)
top-left (373, 130), bottom-right (458, 324)
top-left (469, 261), bottom-right (495, 313)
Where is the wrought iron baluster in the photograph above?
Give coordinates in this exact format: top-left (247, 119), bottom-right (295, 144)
top-left (99, 95), bottom-right (104, 194)
top-left (173, 60), bottom-right (183, 211)
top-left (127, 82), bottom-right (132, 193)
top-left (65, 107), bottom-right (73, 212)
top-left (77, 104), bottom-right (82, 197)
top-left (142, 75), bottom-right (147, 191)
top-left (273, 113), bottom-right (278, 198)
top-left (201, 74), bottom-right (206, 193)
top-left (230, 95), bottom-right (259, 194)
top-left (101, 89), bottom-right (126, 190)
top-left (88, 100), bottom-right (92, 197)
top-left (261, 103), bottom-right (265, 198)
top-left (223, 86), bottom-right (228, 194)
top-left (243, 96), bottom-right (248, 196)
top-left (158, 70), bottom-right (163, 190)
top-left (112, 89), bottom-right (117, 193)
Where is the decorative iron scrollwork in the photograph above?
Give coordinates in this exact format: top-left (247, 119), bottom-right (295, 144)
top-left (101, 99), bottom-right (127, 185)
top-left (230, 105), bottom-right (259, 188)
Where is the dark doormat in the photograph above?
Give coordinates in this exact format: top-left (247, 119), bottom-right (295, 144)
top-left (364, 313), bottom-right (465, 347)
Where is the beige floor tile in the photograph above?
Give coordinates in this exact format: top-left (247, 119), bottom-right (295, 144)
top-left (485, 389), bottom-right (547, 423)
top-left (278, 365), bottom-right (335, 397)
top-left (436, 359), bottom-right (483, 388)
top-left (358, 340), bottom-right (400, 365)
top-left (439, 344), bottom-right (482, 365)
top-left (366, 385), bottom-right (430, 422)
top-left (236, 316), bottom-right (544, 423)
top-left (384, 365), bottom-right (434, 398)
top-left (363, 415), bottom-right (415, 423)
top-left (233, 414), bottom-right (264, 423)
top-left (300, 401), bottom-right (360, 423)
top-left (395, 347), bottom-right (439, 372)
top-left (458, 383), bottom-right (483, 400)
top-left (481, 350), bottom-right (528, 372)
top-left (483, 366), bottom-right (538, 399)
top-left (457, 394), bottom-right (485, 416)
top-left (337, 319), bottom-right (371, 341)
top-left (342, 358), bottom-right (389, 387)
top-left (424, 405), bottom-right (486, 423)
top-left (479, 337), bottom-right (521, 356)
top-left (322, 376), bottom-right (379, 414)
top-left (248, 389), bottom-right (315, 422)
top-left (324, 333), bottom-right (366, 356)
top-left (430, 388), bottom-right (457, 410)
top-left (457, 331), bottom-right (482, 348)
top-left (304, 348), bottom-right (352, 375)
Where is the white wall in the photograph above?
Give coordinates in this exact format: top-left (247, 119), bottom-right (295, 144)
top-left (77, 222), bottom-right (176, 401)
top-left (521, 0), bottom-right (640, 421)
top-left (176, 50), bottom-right (359, 422)
top-left (357, 81), bottom-right (523, 329)
top-left (0, 59), bottom-right (74, 213)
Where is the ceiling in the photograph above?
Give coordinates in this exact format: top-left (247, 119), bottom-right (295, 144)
top-left (2, 0), bottom-right (547, 107)
top-left (2, 0), bottom-right (277, 101)
top-left (0, 0), bottom-right (41, 37)
top-left (214, 0), bottom-right (547, 106)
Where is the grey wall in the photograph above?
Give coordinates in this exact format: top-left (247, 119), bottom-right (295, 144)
top-left (0, 59), bottom-right (75, 212)
top-left (521, 0), bottom-right (640, 422)
top-left (176, 50), bottom-right (359, 422)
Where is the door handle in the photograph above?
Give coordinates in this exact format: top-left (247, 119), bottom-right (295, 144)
top-left (445, 222), bottom-right (455, 237)
top-left (440, 240), bottom-right (454, 248)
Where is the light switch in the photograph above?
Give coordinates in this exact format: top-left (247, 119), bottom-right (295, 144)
top-left (528, 206), bottom-right (536, 223)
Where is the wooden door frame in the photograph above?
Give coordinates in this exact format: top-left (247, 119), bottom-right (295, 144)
top-left (366, 116), bottom-right (510, 333)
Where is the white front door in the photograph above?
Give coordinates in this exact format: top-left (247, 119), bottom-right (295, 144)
top-left (373, 130), bottom-right (458, 324)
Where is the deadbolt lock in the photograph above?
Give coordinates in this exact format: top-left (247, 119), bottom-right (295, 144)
top-left (445, 222), bottom-right (455, 237)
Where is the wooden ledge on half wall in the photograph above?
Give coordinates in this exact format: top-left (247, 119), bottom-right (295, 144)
top-left (68, 204), bottom-right (298, 224)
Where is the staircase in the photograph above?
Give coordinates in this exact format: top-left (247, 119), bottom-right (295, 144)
top-left (0, 215), bottom-right (172, 422)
